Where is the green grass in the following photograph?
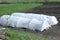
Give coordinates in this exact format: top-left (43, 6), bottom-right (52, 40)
top-left (0, 0), bottom-right (60, 2)
top-left (0, 3), bottom-right (42, 16)
top-left (5, 28), bottom-right (47, 40)
top-left (0, 3), bottom-right (47, 40)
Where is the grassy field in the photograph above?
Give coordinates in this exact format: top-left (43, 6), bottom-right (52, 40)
top-left (0, 0), bottom-right (60, 2)
top-left (0, 3), bottom-right (42, 16)
top-left (0, 3), bottom-right (48, 40)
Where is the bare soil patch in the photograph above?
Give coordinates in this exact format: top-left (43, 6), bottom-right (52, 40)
top-left (0, 2), bottom-right (14, 4)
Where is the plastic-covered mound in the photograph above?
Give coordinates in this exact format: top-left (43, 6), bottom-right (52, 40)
top-left (8, 16), bottom-right (51, 31)
top-left (11, 13), bottom-right (58, 26)
top-left (0, 13), bottom-right (58, 31)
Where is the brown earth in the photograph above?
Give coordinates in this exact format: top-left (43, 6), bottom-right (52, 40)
top-left (0, 2), bottom-right (14, 4)
top-left (0, 28), bottom-right (6, 40)
top-left (24, 3), bottom-right (60, 40)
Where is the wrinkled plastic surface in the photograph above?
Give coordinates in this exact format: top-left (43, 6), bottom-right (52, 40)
top-left (29, 18), bottom-right (42, 31)
top-left (7, 16), bottom-right (51, 31)
top-left (16, 17), bottom-right (31, 28)
top-left (11, 13), bottom-right (47, 20)
top-left (0, 15), bottom-right (10, 26)
top-left (0, 13), bottom-right (58, 31)
top-left (8, 16), bottom-right (20, 27)
top-left (12, 13), bottom-right (58, 25)
top-left (46, 16), bottom-right (58, 25)
top-left (29, 18), bottom-right (51, 31)
top-left (8, 16), bottom-right (31, 28)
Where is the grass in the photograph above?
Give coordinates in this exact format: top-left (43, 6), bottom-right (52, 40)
top-left (0, 0), bottom-right (60, 2)
top-left (0, 3), bottom-right (42, 16)
top-left (0, 3), bottom-right (47, 40)
top-left (5, 28), bottom-right (47, 40)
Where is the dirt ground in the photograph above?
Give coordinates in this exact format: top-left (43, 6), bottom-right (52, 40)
top-left (24, 4), bottom-right (60, 40)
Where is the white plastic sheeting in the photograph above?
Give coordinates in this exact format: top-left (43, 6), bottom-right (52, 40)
top-left (46, 16), bottom-right (58, 25)
top-left (0, 13), bottom-right (58, 31)
top-left (8, 16), bottom-right (31, 28)
top-left (0, 15), bottom-right (10, 26)
top-left (7, 16), bottom-right (20, 27)
top-left (7, 16), bottom-right (51, 31)
top-left (11, 13), bottom-right (58, 26)
top-left (29, 18), bottom-right (51, 31)
top-left (11, 13), bottom-right (47, 19)
top-left (16, 17), bottom-right (31, 28)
